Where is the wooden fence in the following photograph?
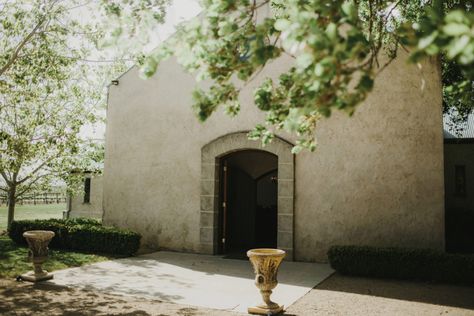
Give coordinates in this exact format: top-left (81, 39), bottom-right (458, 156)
top-left (0, 192), bottom-right (67, 206)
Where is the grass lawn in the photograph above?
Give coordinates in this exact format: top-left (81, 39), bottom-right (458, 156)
top-left (0, 203), bottom-right (65, 231)
top-left (0, 235), bottom-right (112, 279)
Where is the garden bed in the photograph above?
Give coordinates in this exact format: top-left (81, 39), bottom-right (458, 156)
top-left (9, 218), bottom-right (141, 256)
top-left (0, 235), bottom-right (112, 279)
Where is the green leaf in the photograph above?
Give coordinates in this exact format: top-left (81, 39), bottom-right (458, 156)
top-left (443, 23), bottom-right (470, 36)
top-left (458, 42), bottom-right (474, 64)
top-left (224, 100), bottom-right (240, 117)
top-left (325, 23), bottom-right (337, 41)
top-left (425, 43), bottom-right (440, 55)
top-left (418, 31), bottom-right (439, 50)
top-left (291, 145), bottom-right (303, 154)
top-left (140, 56), bottom-right (158, 78)
top-left (218, 20), bottom-right (237, 36)
top-left (445, 10), bottom-right (469, 24)
top-left (314, 63), bottom-right (324, 77)
top-left (447, 35), bottom-right (471, 59)
top-left (274, 19), bottom-right (291, 31)
top-left (283, 108), bottom-right (302, 132)
top-left (296, 53), bottom-right (313, 69)
top-left (357, 74), bottom-right (374, 92)
top-left (341, 1), bottom-right (356, 20)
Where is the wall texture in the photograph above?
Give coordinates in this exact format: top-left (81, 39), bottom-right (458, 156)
top-left (103, 50), bottom-right (444, 262)
top-left (68, 175), bottom-right (104, 219)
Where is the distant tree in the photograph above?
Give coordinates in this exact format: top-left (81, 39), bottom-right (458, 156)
top-left (439, 1), bottom-right (474, 135)
top-left (103, 0), bottom-right (474, 152)
top-left (0, 91), bottom-right (91, 228)
top-left (0, 1), bottom-right (128, 228)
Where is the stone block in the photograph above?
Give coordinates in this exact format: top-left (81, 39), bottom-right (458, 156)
top-left (200, 195), bottom-right (217, 212)
top-left (200, 227), bottom-right (215, 244)
top-left (200, 242), bottom-right (214, 255)
top-left (278, 197), bottom-right (294, 215)
top-left (278, 179), bottom-right (294, 198)
top-left (201, 163), bottom-right (217, 180)
top-left (278, 163), bottom-right (294, 180)
top-left (278, 231), bottom-right (293, 249)
top-left (201, 179), bottom-right (217, 196)
top-left (200, 211), bottom-right (217, 228)
top-left (278, 214), bottom-right (293, 233)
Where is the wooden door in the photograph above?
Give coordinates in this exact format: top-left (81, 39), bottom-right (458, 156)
top-left (219, 160), bottom-right (229, 254)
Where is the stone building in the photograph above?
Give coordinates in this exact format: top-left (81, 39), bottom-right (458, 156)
top-left (65, 173), bottom-right (103, 220)
top-left (96, 48), bottom-right (445, 262)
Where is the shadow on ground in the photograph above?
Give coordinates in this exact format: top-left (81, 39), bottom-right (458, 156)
top-left (0, 279), bottom-right (231, 316)
top-left (0, 281), bottom-right (145, 316)
top-left (316, 273), bottom-right (474, 310)
top-left (2, 273), bottom-right (473, 316)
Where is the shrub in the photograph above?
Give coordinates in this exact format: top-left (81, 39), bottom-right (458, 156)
top-left (327, 245), bottom-right (474, 285)
top-left (9, 218), bottom-right (140, 256)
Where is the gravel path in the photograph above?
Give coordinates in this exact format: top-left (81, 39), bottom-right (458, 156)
top-left (1, 274), bottom-right (473, 315)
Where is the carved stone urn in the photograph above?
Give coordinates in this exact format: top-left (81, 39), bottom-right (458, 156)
top-left (20, 230), bottom-right (55, 282)
top-left (247, 248), bottom-right (286, 315)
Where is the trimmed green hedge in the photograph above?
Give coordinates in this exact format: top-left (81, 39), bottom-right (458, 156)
top-left (327, 245), bottom-right (474, 285)
top-left (9, 218), bottom-right (141, 256)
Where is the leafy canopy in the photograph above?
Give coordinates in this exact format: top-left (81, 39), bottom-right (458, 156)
top-left (105, 0), bottom-right (474, 152)
top-left (0, 0), bottom-right (129, 226)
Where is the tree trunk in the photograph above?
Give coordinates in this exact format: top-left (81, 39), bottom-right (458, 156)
top-left (7, 186), bottom-right (16, 229)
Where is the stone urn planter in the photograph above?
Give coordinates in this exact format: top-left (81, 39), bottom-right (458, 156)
top-left (20, 230), bottom-right (55, 282)
top-left (247, 248), bottom-right (286, 315)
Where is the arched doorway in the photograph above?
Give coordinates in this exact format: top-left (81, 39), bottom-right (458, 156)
top-left (219, 150), bottom-right (278, 257)
top-left (200, 132), bottom-right (295, 260)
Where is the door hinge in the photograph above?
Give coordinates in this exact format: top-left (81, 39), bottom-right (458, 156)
top-left (223, 166), bottom-right (227, 171)
top-left (222, 201), bottom-right (226, 208)
top-left (222, 238), bottom-right (226, 244)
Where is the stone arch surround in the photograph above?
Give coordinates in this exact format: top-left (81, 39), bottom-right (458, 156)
top-left (200, 132), bottom-right (295, 260)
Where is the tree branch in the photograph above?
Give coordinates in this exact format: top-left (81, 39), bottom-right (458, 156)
top-left (16, 159), bottom-right (51, 184)
top-left (15, 173), bottom-right (52, 198)
top-left (0, 170), bottom-right (11, 186)
top-left (0, 19), bottom-right (45, 76)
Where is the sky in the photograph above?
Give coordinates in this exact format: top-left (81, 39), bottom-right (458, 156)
top-left (79, 0), bottom-right (202, 141)
top-left (153, 0), bottom-right (202, 44)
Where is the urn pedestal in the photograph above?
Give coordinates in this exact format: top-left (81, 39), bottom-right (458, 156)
top-left (247, 248), bottom-right (286, 315)
top-left (20, 230), bottom-right (55, 282)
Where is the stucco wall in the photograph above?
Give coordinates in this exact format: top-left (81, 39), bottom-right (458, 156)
top-left (68, 175), bottom-right (103, 219)
top-left (103, 50), bottom-right (444, 262)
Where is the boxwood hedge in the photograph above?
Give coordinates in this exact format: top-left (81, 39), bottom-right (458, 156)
top-left (9, 218), bottom-right (141, 256)
top-left (328, 245), bottom-right (474, 285)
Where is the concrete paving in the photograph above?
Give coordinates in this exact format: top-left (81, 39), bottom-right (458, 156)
top-left (49, 251), bottom-right (334, 313)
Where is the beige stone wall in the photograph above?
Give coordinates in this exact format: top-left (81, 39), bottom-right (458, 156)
top-left (103, 50), bottom-right (444, 262)
top-left (294, 57), bottom-right (445, 260)
top-left (68, 175), bottom-right (103, 219)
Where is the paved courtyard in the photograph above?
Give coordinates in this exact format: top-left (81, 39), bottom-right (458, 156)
top-left (49, 251), bottom-right (334, 313)
top-left (1, 272), bottom-right (474, 315)
top-left (1, 251), bottom-right (473, 315)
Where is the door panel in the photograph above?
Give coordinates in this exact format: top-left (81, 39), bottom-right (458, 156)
top-left (255, 170), bottom-right (278, 248)
top-left (227, 167), bottom-right (256, 251)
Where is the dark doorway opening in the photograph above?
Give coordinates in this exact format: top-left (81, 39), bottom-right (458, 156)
top-left (218, 150), bottom-right (278, 258)
top-left (444, 140), bottom-right (474, 254)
